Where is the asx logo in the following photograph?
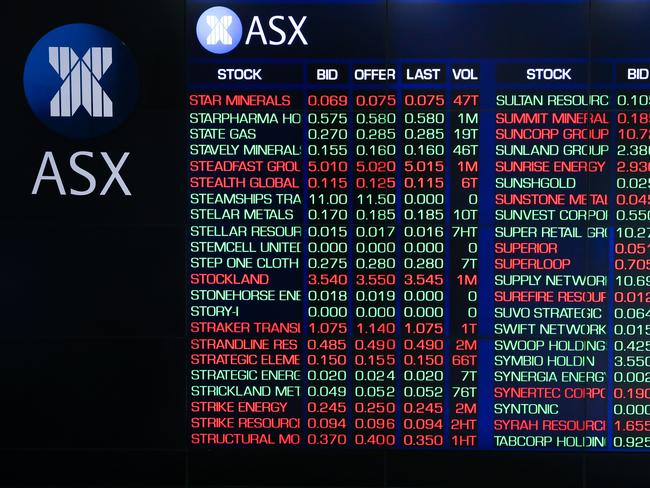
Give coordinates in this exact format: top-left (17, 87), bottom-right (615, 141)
top-left (48, 46), bottom-right (114, 118)
top-left (196, 6), bottom-right (307, 54)
top-left (23, 24), bottom-right (138, 196)
top-left (23, 23), bottom-right (138, 138)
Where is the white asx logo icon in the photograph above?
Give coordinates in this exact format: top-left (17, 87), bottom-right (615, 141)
top-left (197, 6), bottom-right (242, 54)
top-left (206, 15), bottom-right (233, 45)
top-left (49, 46), bottom-right (113, 117)
top-left (196, 6), bottom-right (307, 54)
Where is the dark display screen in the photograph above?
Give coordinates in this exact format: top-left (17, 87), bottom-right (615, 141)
top-left (186, 0), bottom-right (650, 451)
top-left (8, 1), bottom-right (650, 486)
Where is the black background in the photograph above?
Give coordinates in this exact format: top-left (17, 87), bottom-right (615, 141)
top-left (1, 0), bottom-right (186, 485)
top-left (2, 0), bottom-right (650, 486)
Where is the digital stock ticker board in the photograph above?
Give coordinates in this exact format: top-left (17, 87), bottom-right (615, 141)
top-left (186, 0), bottom-right (650, 453)
top-left (9, 0), bottom-right (650, 487)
